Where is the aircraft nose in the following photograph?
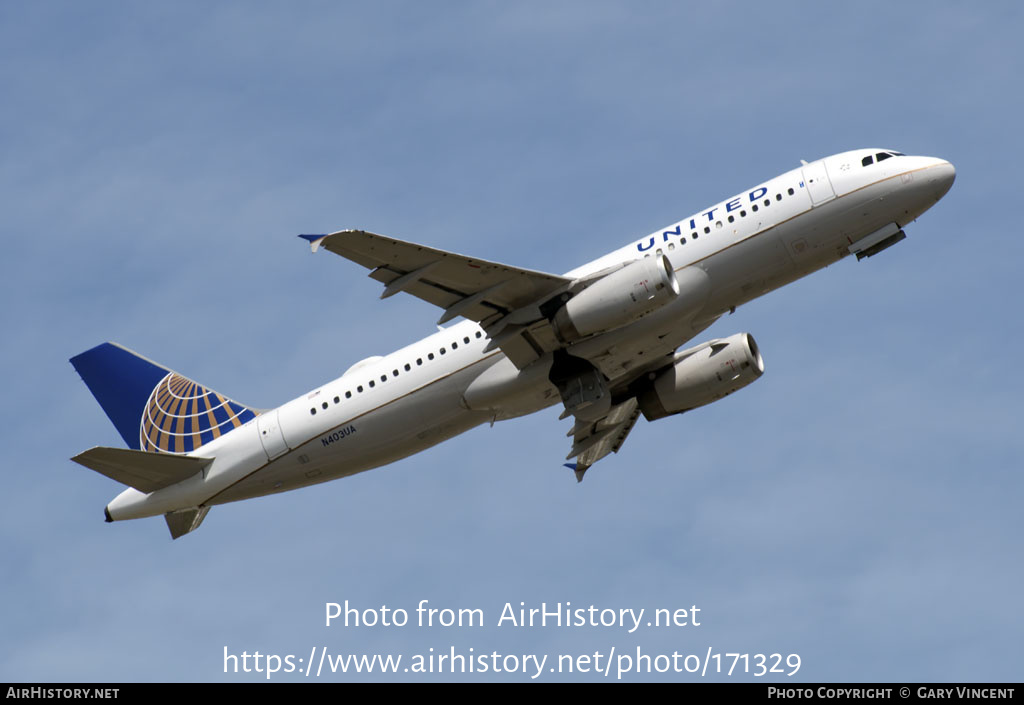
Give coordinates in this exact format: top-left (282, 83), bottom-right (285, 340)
top-left (928, 159), bottom-right (956, 200)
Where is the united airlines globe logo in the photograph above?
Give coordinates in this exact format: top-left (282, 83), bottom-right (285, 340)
top-left (140, 373), bottom-right (257, 453)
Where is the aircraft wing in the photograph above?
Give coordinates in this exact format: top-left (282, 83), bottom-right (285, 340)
top-left (301, 230), bottom-right (573, 367)
top-left (564, 398), bottom-right (642, 482)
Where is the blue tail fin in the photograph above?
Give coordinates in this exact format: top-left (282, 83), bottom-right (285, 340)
top-left (70, 343), bottom-right (259, 454)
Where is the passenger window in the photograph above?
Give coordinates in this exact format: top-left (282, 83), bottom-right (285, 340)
top-left (787, 188), bottom-right (795, 195)
top-left (322, 402), bottom-right (328, 410)
top-left (345, 391), bottom-right (352, 399)
top-left (333, 396), bottom-right (339, 404)
top-left (369, 381), bottom-right (375, 388)
top-left (404, 364), bottom-right (411, 371)
top-left (310, 408), bottom-right (316, 415)
top-left (357, 385), bottom-right (363, 393)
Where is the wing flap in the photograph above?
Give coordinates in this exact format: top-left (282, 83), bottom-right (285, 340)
top-left (72, 447), bottom-right (213, 493)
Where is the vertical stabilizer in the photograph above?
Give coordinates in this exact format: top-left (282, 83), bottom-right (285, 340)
top-left (70, 343), bottom-right (259, 453)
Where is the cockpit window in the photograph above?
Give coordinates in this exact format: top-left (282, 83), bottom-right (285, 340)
top-left (863, 151), bottom-right (904, 167)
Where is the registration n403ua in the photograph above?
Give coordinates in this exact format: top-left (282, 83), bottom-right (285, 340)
top-left (71, 148), bottom-right (955, 538)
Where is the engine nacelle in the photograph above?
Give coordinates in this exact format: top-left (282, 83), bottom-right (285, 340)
top-left (552, 255), bottom-right (679, 342)
top-left (637, 333), bottom-right (764, 421)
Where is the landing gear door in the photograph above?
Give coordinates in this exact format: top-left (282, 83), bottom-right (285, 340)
top-left (257, 409), bottom-right (289, 461)
top-left (802, 161), bottom-right (836, 205)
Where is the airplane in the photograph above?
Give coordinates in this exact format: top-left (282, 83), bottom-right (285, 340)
top-left (70, 148), bottom-right (955, 539)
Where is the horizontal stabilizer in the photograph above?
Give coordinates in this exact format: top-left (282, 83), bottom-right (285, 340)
top-left (165, 506), bottom-right (210, 540)
top-left (72, 447), bottom-right (213, 493)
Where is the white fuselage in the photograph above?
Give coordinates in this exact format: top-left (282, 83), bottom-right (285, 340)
top-left (106, 149), bottom-right (955, 521)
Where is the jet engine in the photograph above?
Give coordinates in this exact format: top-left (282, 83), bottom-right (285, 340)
top-left (637, 333), bottom-right (764, 421)
top-left (552, 254), bottom-right (679, 343)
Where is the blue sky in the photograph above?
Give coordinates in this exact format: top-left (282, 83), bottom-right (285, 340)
top-left (2, 2), bottom-right (1021, 682)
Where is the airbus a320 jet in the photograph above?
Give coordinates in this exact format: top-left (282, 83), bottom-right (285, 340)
top-left (71, 149), bottom-right (955, 538)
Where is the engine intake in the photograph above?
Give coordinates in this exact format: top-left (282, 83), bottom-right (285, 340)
top-left (638, 333), bottom-right (765, 421)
